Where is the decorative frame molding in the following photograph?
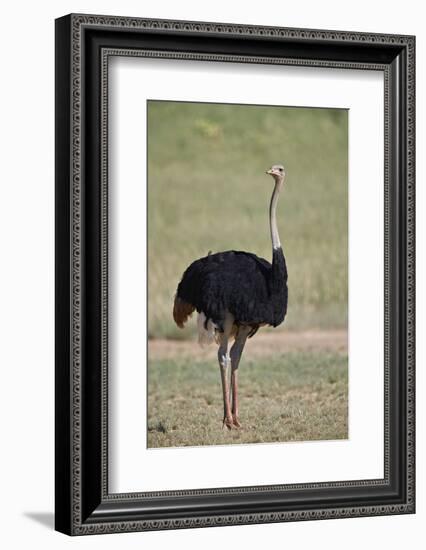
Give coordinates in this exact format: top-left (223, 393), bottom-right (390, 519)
top-left (55, 13), bottom-right (415, 535)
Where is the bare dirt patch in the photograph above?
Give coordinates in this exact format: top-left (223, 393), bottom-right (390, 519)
top-left (148, 329), bottom-right (347, 361)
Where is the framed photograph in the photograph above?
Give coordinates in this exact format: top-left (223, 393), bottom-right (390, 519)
top-left (55, 14), bottom-right (415, 535)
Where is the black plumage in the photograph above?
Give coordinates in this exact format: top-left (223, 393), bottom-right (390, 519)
top-left (174, 247), bottom-right (288, 335)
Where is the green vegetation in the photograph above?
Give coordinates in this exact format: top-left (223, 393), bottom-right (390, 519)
top-left (147, 350), bottom-right (348, 448)
top-left (147, 101), bottom-right (348, 339)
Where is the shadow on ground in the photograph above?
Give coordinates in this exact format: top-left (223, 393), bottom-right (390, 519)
top-left (24, 512), bottom-right (54, 530)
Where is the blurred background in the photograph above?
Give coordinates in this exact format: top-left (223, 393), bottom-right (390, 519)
top-left (147, 100), bottom-right (348, 339)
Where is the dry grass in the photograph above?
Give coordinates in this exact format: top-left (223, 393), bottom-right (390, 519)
top-left (147, 335), bottom-right (348, 448)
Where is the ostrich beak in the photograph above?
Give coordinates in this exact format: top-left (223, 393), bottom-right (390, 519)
top-left (266, 168), bottom-right (279, 177)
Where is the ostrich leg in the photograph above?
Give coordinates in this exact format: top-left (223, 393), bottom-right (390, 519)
top-left (217, 322), bottom-right (233, 430)
top-left (230, 326), bottom-right (251, 428)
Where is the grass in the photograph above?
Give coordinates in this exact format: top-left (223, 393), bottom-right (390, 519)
top-left (147, 350), bottom-right (348, 448)
top-left (147, 100), bottom-right (348, 339)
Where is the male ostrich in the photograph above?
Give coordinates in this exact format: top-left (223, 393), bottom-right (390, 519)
top-left (173, 165), bottom-right (288, 429)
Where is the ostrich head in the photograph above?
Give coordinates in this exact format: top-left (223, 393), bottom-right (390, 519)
top-left (266, 164), bottom-right (285, 181)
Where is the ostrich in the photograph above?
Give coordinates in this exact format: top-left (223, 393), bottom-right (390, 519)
top-left (173, 165), bottom-right (288, 429)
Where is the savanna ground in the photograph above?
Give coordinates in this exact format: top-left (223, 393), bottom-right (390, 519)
top-left (148, 331), bottom-right (348, 448)
top-left (147, 101), bottom-right (348, 448)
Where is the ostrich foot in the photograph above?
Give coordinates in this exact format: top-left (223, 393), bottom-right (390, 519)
top-left (232, 416), bottom-right (242, 429)
top-left (222, 416), bottom-right (234, 430)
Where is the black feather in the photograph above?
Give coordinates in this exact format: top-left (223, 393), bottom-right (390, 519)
top-left (175, 248), bottom-right (288, 334)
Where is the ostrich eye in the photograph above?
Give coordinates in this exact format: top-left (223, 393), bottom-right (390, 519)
top-left (279, 168), bottom-right (283, 172)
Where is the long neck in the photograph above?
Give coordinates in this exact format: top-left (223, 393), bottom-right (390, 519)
top-left (268, 178), bottom-right (288, 305)
top-left (269, 178), bottom-right (283, 250)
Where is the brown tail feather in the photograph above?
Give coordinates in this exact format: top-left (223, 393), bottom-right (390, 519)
top-left (173, 296), bottom-right (195, 328)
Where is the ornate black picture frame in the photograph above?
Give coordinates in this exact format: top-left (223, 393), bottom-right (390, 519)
top-left (55, 13), bottom-right (415, 535)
